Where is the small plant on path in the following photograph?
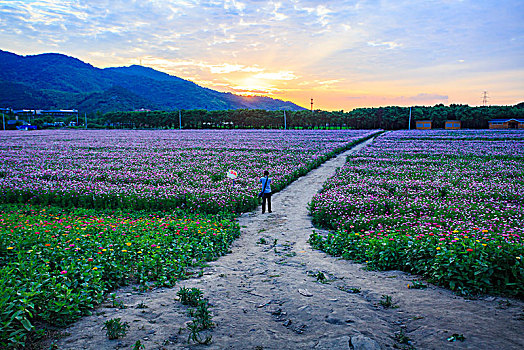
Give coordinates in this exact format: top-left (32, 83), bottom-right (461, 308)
top-left (447, 333), bottom-right (466, 342)
top-left (177, 287), bottom-right (204, 307)
top-left (176, 287), bottom-right (214, 345)
top-left (103, 318), bottom-right (129, 339)
top-left (257, 237), bottom-right (267, 245)
top-left (337, 285), bottom-right (360, 293)
top-left (187, 300), bottom-right (214, 345)
top-left (407, 281), bottom-right (427, 289)
top-left (136, 302), bottom-right (148, 309)
top-left (108, 294), bottom-right (126, 309)
top-left (394, 328), bottom-right (411, 344)
top-left (188, 300), bottom-right (214, 330)
top-left (132, 340), bottom-right (145, 350)
top-left (379, 294), bottom-right (398, 309)
top-left (315, 271), bottom-right (327, 283)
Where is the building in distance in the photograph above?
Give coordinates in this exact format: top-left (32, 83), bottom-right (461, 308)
top-left (488, 118), bottom-right (524, 129)
top-left (445, 120), bottom-right (461, 130)
top-left (415, 120), bottom-right (432, 130)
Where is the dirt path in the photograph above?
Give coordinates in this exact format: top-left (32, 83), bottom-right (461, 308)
top-left (59, 139), bottom-right (524, 350)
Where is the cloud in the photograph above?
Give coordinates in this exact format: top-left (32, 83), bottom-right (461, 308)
top-left (367, 41), bottom-right (401, 49)
top-left (407, 93), bottom-right (449, 103)
top-left (345, 93), bottom-right (449, 105)
top-left (318, 79), bottom-right (343, 86)
top-left (0, 0), bottom-right (522, 110)
top-left (228, 87), bottom-right (270, 94)
top-left (209, 63), bottom-right (263, 74)
top-left (252, 71), bottom-right (297, 81)
top-left (269, 1), bottom-right (288, 21)
top-left (137, 57), bottom-right (265, 74)
top-left (223, 0), bottom-right (246, 13)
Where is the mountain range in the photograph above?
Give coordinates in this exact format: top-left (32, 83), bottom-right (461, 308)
top-left (0, 50), bottom-right (306, 113)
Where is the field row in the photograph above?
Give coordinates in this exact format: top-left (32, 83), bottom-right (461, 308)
top-left (0, 129), bottom-right (377, 213)
top-left (0, 205), bottom-right (239, 348)
top-left (310, 130), bottom-right (524, 297)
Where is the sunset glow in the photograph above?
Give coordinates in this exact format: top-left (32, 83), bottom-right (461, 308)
top-left (0, 0), bottom-right (522, 110)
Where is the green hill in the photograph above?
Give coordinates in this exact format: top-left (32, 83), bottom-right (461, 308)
top-left (76, 86), bottom-right (158, 114)
top-left (0, 50), bottom-right (306, 112)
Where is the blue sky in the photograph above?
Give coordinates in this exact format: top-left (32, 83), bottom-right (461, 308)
top-left (0, 0), bottom-right (522, 110)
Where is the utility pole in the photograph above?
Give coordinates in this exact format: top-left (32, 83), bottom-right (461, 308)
top-left (76, 111), bottom-right (79, 126)
top-left (284, 110), bottom-right (287, 129)
top-left (2, 112), bottom-right (5, 130)
top-left (179, 110), bottom-right (182, 129)
top-left (408, 107), bottom-right (412, 130)
top-left (85, 113), bottom-right (87, 129)
top-left (482, 91), bottom-right (489, 106)
top-left (310, 98), bottom-right (314, 112)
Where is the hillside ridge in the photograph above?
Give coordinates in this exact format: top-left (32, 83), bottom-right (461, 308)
top-left (0, 50), bottom-right (306, 112)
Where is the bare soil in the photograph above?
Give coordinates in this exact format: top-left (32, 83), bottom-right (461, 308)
top-left (58, 139), bottom-right (524, 350)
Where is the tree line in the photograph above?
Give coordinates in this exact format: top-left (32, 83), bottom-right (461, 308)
top-left (98, 104), bottom-right (523, 130)
top-left (8, 103), bottom-right (523, 130)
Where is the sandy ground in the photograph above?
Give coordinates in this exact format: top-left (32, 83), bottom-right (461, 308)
top-left (58, 138), bottom-right (524, 350)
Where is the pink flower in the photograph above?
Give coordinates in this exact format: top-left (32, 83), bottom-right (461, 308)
top-left (60, 270), bottom-right (67, 274)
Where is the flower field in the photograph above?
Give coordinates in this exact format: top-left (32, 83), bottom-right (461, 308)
top-left (0, 204), bottom-right (239, 347)
top-left (0, 129), bottom-right (377, 347)
top-left (0, 129), bottom-right (377, 213)
top-left (310, 130), bottom-right (524, 297)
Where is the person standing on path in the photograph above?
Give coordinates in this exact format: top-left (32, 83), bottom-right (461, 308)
top-left (260, 170), bottom-right (272, 213)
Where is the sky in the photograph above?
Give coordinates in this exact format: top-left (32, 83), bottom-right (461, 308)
top-left (0, 0), bottom-right (523, 110)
